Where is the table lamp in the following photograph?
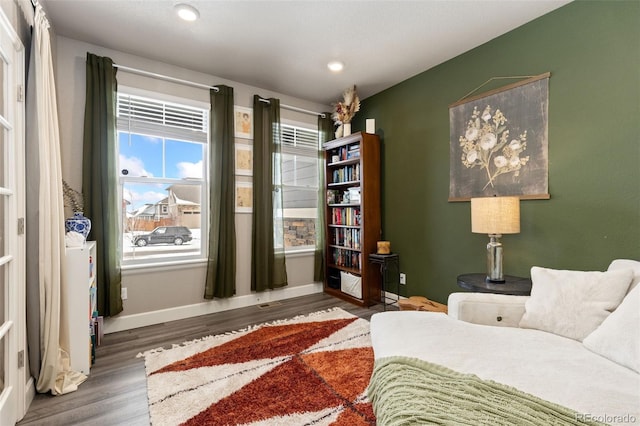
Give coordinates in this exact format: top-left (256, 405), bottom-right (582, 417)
top-left (471, 196), bottom-right (520, 283)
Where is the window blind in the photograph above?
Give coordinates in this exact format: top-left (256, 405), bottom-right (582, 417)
top-left (282, 125), bottom-right (318, 151)
top-left (117, 93), bottom-right (208, 143)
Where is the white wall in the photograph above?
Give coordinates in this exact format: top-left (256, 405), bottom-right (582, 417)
top-left (53, 36), bottom-right (330, 332)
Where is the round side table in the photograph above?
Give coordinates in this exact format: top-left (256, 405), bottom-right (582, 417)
top-left (456, 273), bottom-right (532, 296)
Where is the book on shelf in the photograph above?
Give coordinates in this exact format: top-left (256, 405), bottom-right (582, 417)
top-left (330, 163), bottom-right (360, 184)
top-left (331, 143), bottom-right (361, 162)
top-left (331, 248), bottom-right (361, 269)
top-left (332, 227), bottom-right (361, 249)
top-left (94, 316), bottom-right (104, 346)
top-left (331, 207), bottom-right (361, 226)
top-left (347, 144), bottom-right (360, 159)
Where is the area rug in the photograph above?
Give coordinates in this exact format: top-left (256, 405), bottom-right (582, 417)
top-left (139, 307), bottom-right (375, 425)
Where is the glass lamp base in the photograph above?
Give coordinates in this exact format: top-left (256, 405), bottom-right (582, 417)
top-left (486, 234), bottom-right (504, 283)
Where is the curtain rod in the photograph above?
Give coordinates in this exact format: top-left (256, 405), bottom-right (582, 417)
top-left (115, 64), bottom-right (326, 118)
top-left (258, 98), bottom-right (325, 118)
top-left (114, 64), bottom-right (220, 92)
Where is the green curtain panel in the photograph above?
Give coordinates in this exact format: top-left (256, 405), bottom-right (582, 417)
top-left (314, 113), bottom-right (334, 282)
top-left (205, 86), bottom-right (236, 299)
top-left (82, 52), bottom-right (122, 316)
top-left (251, 95), bottom-right (288, 292)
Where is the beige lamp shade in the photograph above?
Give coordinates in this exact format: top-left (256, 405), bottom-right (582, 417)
top-left (471, 196), bottom-right (520, 234)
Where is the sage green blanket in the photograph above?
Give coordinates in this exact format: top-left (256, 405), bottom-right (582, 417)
top-left (367, 356), bottom-right (607, 426)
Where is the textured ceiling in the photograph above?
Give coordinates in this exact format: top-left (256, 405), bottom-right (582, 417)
top-left (40, 0), bottom-right (571, 105)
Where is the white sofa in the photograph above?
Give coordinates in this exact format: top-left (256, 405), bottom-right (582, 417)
top-left (369, 260), bottom-right (640, 425)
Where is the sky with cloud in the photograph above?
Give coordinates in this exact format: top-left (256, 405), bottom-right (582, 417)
top-left (119, 132), bottom-right (204, 211)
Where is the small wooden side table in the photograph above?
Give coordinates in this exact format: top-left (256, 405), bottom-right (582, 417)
top-left (369, 253), bottom-right (400, 310)
top-left (456, 273), bottom-right (532, 296)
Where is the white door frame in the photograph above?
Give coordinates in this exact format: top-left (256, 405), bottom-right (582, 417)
top-left (0, 6), bottom-right (27, 424)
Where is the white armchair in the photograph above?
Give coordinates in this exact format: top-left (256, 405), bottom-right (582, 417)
top-left (447, 292), bottom-right (529, 327)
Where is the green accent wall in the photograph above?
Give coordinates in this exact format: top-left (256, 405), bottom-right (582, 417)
top-left (354, 1), bottom-right (640, 303)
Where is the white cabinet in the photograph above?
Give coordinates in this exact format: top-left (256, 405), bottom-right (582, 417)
top-left (62, 241), bottom-right (97, 375)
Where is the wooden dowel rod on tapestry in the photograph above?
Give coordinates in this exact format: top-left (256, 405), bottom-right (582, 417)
top-left (452, 72), bottom-right (551, 106)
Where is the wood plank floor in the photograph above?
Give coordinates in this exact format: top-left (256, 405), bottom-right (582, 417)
top-left (18, 293), bottom-right (394, 426)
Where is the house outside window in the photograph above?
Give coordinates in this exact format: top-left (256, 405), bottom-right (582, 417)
top-left (117, 91), bottom-right (209, 265)
top-left (280, 124), bottom-right (320, 252)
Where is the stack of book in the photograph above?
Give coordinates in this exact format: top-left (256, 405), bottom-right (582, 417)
top-left (332, 227), bottom-right (361, 249)
top-left (331, 207), bottom-right (361, 226)
top-left (347, 144), bottom-right (360, 159)
top-left (329, 143), bottom-right (361, 163)
top-left (332, 249), bottom-right (361, 269)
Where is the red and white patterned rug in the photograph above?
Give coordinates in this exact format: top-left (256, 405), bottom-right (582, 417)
top-left (139, 308), bottom-right (375, 425)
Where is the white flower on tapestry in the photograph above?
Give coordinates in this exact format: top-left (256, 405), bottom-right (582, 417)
top-left (459, 105), bottom-right (529, 190)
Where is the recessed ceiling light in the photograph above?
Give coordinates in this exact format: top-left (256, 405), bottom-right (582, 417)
top-left (327, 61), bottom-right (344, 73)
top-left (175, 4), bottom-right (200, 21)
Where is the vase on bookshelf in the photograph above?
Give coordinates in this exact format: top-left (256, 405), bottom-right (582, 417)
top-left (343, 122), bottom-right (351, 136)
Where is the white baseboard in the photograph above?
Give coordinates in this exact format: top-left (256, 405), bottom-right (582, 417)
top-left (104, 282), bottom-right (323, 334)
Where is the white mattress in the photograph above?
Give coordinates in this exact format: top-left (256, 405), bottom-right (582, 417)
top-left (370, 311), bottom-right (640, 425)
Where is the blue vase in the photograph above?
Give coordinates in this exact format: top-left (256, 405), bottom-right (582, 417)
top-left (65, 212), bottom-right (92, 240)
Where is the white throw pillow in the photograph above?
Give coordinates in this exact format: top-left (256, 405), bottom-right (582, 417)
top-left (608, 259), bottom-right (640, 293)
top-left (583, 284), bottom-right (640, 373)
top-left (519, 267), bottom-right (633, 341)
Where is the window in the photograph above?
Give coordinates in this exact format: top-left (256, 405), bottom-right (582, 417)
top-left (280, 124), bottom-right (320, 252)
top-left (117, 92), bottom-right (209, 265)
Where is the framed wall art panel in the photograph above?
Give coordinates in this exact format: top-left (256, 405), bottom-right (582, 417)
top-left (235, 181), bottom-right (253, 213)
top-left (234, 106), bottom-right (253, 139)
top-left (235, 143), bottom-right (253, 176)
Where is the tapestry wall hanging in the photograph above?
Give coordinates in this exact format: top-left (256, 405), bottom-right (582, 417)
top-left (448, 73), bottom-right (550, 201)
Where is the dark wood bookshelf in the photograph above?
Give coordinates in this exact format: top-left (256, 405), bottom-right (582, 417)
top-left (323, 131), bottom-right (381, 307)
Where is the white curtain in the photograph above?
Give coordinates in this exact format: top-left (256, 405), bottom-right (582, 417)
top-left (27, 4), bottom-right (86, 395)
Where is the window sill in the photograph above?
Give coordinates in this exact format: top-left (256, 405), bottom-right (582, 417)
top-left (285, 248), bottom-right (316, 258)
top-left (122, 258), bottom-right (207, 275)
top-left (122, 249), bottom-right (315, 275)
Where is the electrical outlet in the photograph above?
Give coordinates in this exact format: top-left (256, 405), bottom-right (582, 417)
top-left (121, 287), bottom-right (128, 300)
top-left (400, 273), bottom-right (406, 285)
